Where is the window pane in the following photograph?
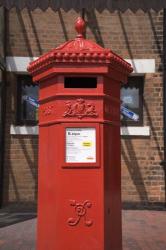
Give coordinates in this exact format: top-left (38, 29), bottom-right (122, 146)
top-left (17, 75), bottom-right (39, 125)
top-left (121, 76), bottom-right (143, 126)
top-left (121, 87), bottom-right (139, 109)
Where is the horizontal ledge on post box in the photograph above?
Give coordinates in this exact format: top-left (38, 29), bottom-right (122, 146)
top-left (39, 94), bottom-right (120, 104)
top-left (10, 125), bottom-right (150, 136)
top-left (39, 119), bottom-right (120, 127)
top-left (32, 67), bottom-right (110, 81)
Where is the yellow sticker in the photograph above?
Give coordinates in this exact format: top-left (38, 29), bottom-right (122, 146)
top-left (86, 157), bottom-right (94, 160)
top-left (82, 141), bottom-right (92, 147)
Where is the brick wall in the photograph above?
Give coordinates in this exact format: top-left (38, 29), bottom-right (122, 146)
top-left (3, 73), bottom-right (38, 204)
top-left (3, 8), bottom-right (165, 207)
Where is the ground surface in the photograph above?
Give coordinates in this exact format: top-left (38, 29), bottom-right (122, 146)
top-left (0, 210), bottom-right (165, 250)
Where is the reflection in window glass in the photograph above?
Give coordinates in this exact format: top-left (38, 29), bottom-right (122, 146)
top-left (17, 75), bottom-right (39, 125)
top-left (121, 76), bottom-right (144, 126)
top-left (121, 87), bottom-right (139, 109)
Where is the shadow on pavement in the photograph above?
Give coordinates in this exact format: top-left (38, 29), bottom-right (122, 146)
top-left (0, 212), bottom-right (37, 228)
top-left (0, 203), bottom-right (37, 228)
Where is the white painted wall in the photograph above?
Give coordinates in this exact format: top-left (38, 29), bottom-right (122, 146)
top-left (6, 57), bottom-right (155, 74)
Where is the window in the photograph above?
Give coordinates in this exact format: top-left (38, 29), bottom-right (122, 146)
top-left (121, 76), bottom-right (144, 126)
top-left (17, 75), bottom-right (39, 125)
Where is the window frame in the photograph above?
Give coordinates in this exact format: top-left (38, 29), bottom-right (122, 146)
top-left (121, 75), bottom-right (144, 127)
top-left (16, 74), bottom-right (38, 126)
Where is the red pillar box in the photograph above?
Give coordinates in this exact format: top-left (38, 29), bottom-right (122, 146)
top-left (28, 17), bottom-right (132, 250)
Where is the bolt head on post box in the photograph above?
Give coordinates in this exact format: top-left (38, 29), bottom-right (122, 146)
top-left (28, 17), bottom-right (133, 250)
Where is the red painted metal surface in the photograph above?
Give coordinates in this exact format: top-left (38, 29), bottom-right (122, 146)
top-left (28, 17), bottom-right (132, 250)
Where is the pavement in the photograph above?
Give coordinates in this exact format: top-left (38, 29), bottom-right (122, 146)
top-left (0, 209), bottom-right (165, 250)
top-left (123, 210), bottom-right (166, 250)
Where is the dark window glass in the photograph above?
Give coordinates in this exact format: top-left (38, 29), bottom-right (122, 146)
top-left (0, 7), bottom-right (5, 70)
top-left (121, 76), bottom-right (144, 126)
top-left (0, 7), bottom-right (4, 58)
top-left (17, 75), bottom-right (39, 125)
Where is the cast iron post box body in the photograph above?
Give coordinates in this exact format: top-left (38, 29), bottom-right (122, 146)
top-left (28, 18), bottom-right (132, 250)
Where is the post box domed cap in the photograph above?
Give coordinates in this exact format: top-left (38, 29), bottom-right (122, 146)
top-left (27, 17), bottom-right (133, 77)
top-left (75, 17), bottom-right (86, 38)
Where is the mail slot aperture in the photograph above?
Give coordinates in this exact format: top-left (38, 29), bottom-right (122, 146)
top-left (64, 77), bottom-right (97, 88)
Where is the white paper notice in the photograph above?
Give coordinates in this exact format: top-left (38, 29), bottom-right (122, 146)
top-left (66, 128), bottom-right (96, 163)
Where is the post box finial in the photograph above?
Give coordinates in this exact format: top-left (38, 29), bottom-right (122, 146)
top-left (75, 17), bottom-right (86, 38)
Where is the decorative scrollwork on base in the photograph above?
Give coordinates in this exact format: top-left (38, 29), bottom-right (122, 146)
top-left (67, 200), bottom-right (93, 227)
top-left (63, 98), bottom-right (98, 119)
